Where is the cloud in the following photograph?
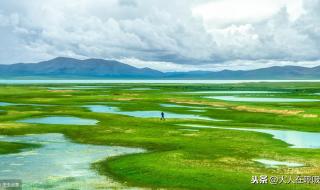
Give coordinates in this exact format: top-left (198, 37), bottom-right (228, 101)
top-left (0, 0), bottom-right (319, 71)
top-left (120, 57), bottom-right (320, 72)
top-left (118, 0), bottom-right (138, 7)
top-left (0, 0), bottom-right (218, 63)
top-left (192, 0), bottom-right (305, 27)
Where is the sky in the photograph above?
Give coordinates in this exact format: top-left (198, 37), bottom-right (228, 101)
top-left (0, 0), bottom-right (320, 72)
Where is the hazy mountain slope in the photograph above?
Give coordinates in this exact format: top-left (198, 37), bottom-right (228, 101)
top-left (0, 57), bottom-right (163, 78)
top-left (0, 57), bottom-right (320, 79)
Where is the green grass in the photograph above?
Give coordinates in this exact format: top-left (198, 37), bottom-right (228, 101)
top-left (0, 141), bottom-right (41, 154)
top-left (0, 82), bottom-right (320, 189)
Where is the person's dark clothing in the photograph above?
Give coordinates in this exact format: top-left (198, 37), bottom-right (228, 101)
top-left (161, 112), bottom-right (165, 120)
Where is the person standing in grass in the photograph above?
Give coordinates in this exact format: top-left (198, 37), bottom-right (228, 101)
top-left (161, 112), bottom-right (165, 120)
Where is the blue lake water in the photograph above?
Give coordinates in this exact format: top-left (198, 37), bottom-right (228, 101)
top-left (183, 124), bottom-right (320, 149)
top-left (160, 103), bottom-right (204, 109)
top-left (160, 103), bottom-right (208, 113)
top-left (189, 109), bottom-right (207, 112)
top-left (128, 88), bottom-right (157, 90)
top-left (0, 102), bottom-right (51, 107)
top-left (0, 102), bottom-right (15, 106)
top-left (184, 91), bottom-right (283, 94)
top-left (2, 80), bottom-right (320, 84)
top-left (206, 96), bottom-right (320, 102)
top-left (0, 133), bottom-right (145, 189)
top-left (84, 105), bottom-right (222, 121)
top-left (47, 86), bottom-right (111, 90)
top-left (18, 116), bottom-right (99, 125)
top-left (253, 159), bottom-right (304, 168)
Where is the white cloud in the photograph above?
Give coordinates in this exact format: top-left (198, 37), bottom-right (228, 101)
top-left (192, 0), bottom-right (305, 27)
top-left (0, 0), bottom-right (319, 71)
top-left (120, 57), bottom-right (320, 72)
top-left (0, 0), bottom-right (218, 63)
top-left (119, 58), bottom-right (187, 72)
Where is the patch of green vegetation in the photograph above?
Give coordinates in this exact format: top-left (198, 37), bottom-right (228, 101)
top-left (1, 82), bottom-right (320, 189)
top-left (0, 141), bottom-right (41, 154)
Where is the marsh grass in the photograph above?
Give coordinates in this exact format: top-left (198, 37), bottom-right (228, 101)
top-left (0, 82), bottom-right (320, 189)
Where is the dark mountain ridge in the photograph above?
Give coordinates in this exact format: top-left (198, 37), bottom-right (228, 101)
top-left (0, 57), bottom-right (319, 79)
top-left (0, 57), bottom-right (163, 78)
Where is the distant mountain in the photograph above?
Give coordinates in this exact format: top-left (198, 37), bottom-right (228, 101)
top-left (0, 57), bottom-right (320, 79)
top-left (0, 57), bottom-right (163, 79)
top-left (165, 66), bottom-right (320, 79)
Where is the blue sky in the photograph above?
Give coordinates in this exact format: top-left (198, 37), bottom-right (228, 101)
top-left (0, 0), bottom-right (320, 71)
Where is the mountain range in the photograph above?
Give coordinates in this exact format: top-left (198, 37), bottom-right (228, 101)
top-left (0, 57), bottom-right (319, 79)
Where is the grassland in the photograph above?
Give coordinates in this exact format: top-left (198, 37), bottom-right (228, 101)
top-left (1, 82), bottom-right (320, 189)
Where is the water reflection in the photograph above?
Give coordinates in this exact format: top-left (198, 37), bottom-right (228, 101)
top-left (85, 105), bottom-right (223, 121)
top-left (183, 124), bottom-right (320, 148)
top-left (0, 133), bottom-right (145, 189)
top-left (206, 96), bottom-right (320, 102)
top-left (254, 159), bottom-right (304, 168)
top-left (18, 116), bottom-right (99, 125)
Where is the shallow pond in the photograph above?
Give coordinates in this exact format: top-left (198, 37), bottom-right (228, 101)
top-left (206, 96), bottom-right (320, 102)
top-left (189, 109), bottom-right (207, 112)
top-left (160, 103), bottom-right (204, 109)
top-left (183, 124), bottom-right (320, 149)
top-left (184, 91), bottom-right (283, 94)
top-left (0, 133), bottom-right (145, 189)
top-left (128, 88), bottom-right (157, 91)
top-left (254, 159), bottom-right (304, 168)
top-left (84, 105), bottom-right (222, 121)
top-left (160, 103), bottom-right (208, 113)
top-left (0, 102), bottom-right (51, 107)
top-left (0, 102), bottom-right (15, 106)
top-left (2, 80), bottom-right (320, 84)
top-left (47, 86), bottom-right (110, 90)
top-left (18, 116), bottom-right (99, 125)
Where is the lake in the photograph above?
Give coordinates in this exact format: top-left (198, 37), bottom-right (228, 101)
top-left (254, 159), bottom-right (304, 168)
top-left (183, 124), bottom-right (320, 149)
top-left (18, 116), bottom-right (99, 125)
top-left (183, 91), bottom-right (283, 94)
top-left (1, 80), bottom-right (320, 84)
top-left (0, 133), bottom-right (145, 189)
top-left (206, 96), bottom-right (320, 102)
top-left (84, 105), bottom-right (222, 121)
